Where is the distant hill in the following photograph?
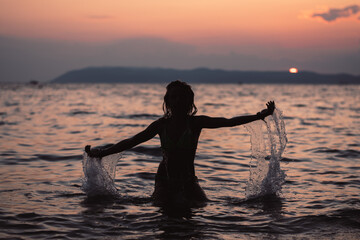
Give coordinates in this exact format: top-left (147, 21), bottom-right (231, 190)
top-left (51, 67), bottom-right (360, 84)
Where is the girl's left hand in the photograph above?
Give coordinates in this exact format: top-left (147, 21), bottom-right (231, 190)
top-left (266, 101), bottom-right (275, 115)
top-left (257, 101), bottom-right (275, 120)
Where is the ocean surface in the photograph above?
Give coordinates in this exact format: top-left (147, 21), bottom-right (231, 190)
top-left (0, 83), bottom-right (359, 239)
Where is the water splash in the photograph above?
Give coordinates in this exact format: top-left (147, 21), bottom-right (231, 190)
top-left (244, 108), bottom-right (287, 199)
top-left (81, 152), bottom-right (121, 197)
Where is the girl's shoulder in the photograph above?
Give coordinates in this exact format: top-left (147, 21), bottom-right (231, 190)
top-left (153, 117), bottom-right (167, 129)
top-left (190, 115), bottom-right (209, 130)
top-left (192, 115), bottom-right (210, 123)
top-left (156, 116), bottom-right (167, 123)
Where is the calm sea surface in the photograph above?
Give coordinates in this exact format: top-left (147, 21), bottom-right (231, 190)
top-left (0, 83), bottom-right (359, 239)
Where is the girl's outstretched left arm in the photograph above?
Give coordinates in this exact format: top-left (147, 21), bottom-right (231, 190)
top-left (198, 101), bottom-right (275, 129)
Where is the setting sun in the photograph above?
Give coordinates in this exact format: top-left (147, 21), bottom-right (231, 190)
top-left (289, 67), bottom-right (298, 74)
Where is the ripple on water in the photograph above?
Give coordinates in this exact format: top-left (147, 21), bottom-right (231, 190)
top-left (68, 110), bottom-right (96, 116)
top-left (0, 121), bottom-right (18, 126)
top-left (310, 147), bottom-right (360, 158)
top-left (35, 154), bottom-right (82, 161)
top-left (104, 113), bottom-right (161, 119)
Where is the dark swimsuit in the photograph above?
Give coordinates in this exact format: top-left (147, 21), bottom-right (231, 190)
top-left (152, 117), bottom-right (208, 206)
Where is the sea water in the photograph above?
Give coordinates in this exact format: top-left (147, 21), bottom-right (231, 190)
top-left (0, 83), bottom-right (359, 239)
top-left (81, 152), bottom-right (121, 197)
top-left (245, 108), bottom-right (287, 198)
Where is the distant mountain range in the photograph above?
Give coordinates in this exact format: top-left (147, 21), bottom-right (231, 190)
top-left (51, 67), bottom-right (360, 84)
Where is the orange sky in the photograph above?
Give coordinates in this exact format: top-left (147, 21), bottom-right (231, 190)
top-left (0, 0), bottom-right (359, 49)
top-left (0, 0), bottom-right (359, 81)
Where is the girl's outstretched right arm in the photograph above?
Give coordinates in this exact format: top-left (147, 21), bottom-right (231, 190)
top-left (85, 118), bottom-right (163, 158)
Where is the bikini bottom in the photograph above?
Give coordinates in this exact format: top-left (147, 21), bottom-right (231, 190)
top-left (152, 174), bottom-right (208, 207)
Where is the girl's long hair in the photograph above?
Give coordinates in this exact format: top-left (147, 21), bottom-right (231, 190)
top-left (163, 80), bottom-right (197, 118)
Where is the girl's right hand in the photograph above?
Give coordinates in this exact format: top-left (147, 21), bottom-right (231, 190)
top-left (85, 145), bottom-right (103, 158)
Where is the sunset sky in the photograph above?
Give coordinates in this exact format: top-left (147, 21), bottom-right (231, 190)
top-left (0, 0), bottom-right (359, 82)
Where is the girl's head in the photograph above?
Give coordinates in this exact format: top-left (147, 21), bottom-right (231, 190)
top-left (163, 80), bottom-right (197, 118)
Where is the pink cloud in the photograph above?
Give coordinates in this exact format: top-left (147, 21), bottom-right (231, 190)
top-left (312, 5), bottom-right (360, 22)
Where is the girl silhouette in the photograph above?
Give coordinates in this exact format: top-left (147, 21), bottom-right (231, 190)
top-left (86, 80), bottom-right (275, 206)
